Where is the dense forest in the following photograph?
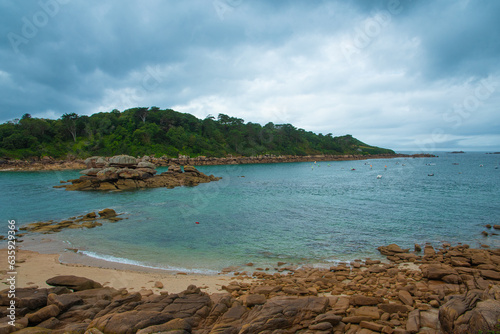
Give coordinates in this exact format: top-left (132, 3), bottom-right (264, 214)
top-left (0, 107), bottom-right (395, 159)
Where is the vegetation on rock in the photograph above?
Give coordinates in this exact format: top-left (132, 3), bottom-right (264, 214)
top-left (0, 107), bottom-right (395, 159)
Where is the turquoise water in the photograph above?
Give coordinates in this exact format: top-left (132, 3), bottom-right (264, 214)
top-left (1, 152), bottom-right (499, 273)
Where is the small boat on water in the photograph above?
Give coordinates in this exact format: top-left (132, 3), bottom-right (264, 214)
top-left (428, 173), bottom-right (434, 176)
top-left (452, 163), bottom-right (459, 165)
top-left (377, 175), bottom-right (382, 179)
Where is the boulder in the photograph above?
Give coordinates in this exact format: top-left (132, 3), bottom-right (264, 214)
top-left (46, 276), bottom-right (102, 291)
top-left (117, 168), bottom-right (141, 179)
top-left (420, 309), bottom-right (441, 331)
top-left (136, 168), bottom-right (157, 176)
top-left (89, 311), bottom-right (174, 334)
top-left (166, 165), bottom-right (182, 174)
top-left (137, 161), bottom-right (156, 169)
top-left (95, 157), bottom-right (108, 168)
top-left (455, 299), bottom-right (500, 334)
top-left (183, 165), bottom-right (201, 175)
top-left (238, 296), bottom-right (329, 334)
top-left (424, 244), bottom-right (436, 256)
top-left (98, 208), bottom-right (117, 219)
top-left (96, 167), bottom-right (118, 181)
top-left (354, 306), bottom-right (381, 320)
top-left (421, 264), bottom-right (458, 281)
top-left (250, 285), bottom-right (282, 295)
top-left (398, 290), bottom-right (414, 306)
top-left (0, 287), bottom-right (48, 310)
top-left (83, 212), bottom-right (97, 220)
top-left (438, 289), bottom-right (482, 333)
top-left (242, 294), bottom-right (266, 307)
top-left (406, 309), bottom-right (420, 333)
top-left (109, 155), bottom-right (138, 167)
top-left (377, 244), bottom-right (409, 256)
top-left (47, 293), bottom-right (83, 311)
top-left (313, 312), bottom-right (342, 326)
top-left (377, 303), bottom-right (410, 314)
top-left (27, 304), bottom-right (60, 324)
top-left (85, 156), bottom-right (103, 168)
top-left (350, 295), bottom-right (383, 306)
top-left (309, 322), bottom-right (333, 331)
top-left (136, 169), bottom-right (155, 179)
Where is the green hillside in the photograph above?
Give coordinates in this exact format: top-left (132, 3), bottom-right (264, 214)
top-left (0, 107), bottom-right (395, 159)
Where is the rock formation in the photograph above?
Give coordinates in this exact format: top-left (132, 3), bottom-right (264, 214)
top-left (1, 243), bottom-right (498, 333)
top-left (54, 155), bottom-right (221, 191)
top-left (18, 209), bottom-right (122, 235)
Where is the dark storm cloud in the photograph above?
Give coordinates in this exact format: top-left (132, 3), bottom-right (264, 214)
top-left (0, 0), bottom-right (499, 151)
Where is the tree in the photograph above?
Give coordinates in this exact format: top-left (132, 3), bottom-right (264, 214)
top-left (61, 113), bottom-right (79, 142)
top-left (135, 107), bottom-right (149, 123)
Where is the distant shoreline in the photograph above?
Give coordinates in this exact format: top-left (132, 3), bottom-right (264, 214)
top-left (0, 153), bottom-right (435, 171)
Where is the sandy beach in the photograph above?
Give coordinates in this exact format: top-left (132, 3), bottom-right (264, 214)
top-left (0, 246), bottom-right (244, 295)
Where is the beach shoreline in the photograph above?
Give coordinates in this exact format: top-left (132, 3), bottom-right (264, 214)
top-left (0, 243), bottom-right (244, 295)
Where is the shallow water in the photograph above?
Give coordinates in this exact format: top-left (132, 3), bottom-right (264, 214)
top-left (2, 152), bottom-right (499, 273)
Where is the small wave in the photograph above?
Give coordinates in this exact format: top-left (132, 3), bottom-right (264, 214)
top-left (78, 251), bottom-right (219, 275)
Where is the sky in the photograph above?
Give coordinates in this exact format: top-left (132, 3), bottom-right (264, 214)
top-left (1, 0), bottom-right (499, 152)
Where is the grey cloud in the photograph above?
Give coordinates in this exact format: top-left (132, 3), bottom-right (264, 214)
top-left (0, 0), bottom-right (499, 151)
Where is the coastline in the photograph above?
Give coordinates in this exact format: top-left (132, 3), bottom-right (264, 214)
top-left (1, 236), bottom-right (246, 295)
top-left (0, 153), bottom-right (435, 171)
top-left (2, 238), bottom-right (499, 333)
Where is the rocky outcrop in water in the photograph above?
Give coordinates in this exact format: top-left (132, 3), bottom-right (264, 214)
top-left (18, 209), bottom-right (122, 235)
top-left (1, 244), bottom-right (498, 333)
top-left (54, 155), bottom-right (221, 191)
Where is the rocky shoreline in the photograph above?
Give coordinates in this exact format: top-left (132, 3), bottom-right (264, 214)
top-left (0, 153), bottom-right (435, 171)
top-left (1, 243), bottom-right (499, 334)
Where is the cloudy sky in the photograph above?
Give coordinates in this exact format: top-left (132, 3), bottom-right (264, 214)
top-left (1, 0), bottom-right (499, 151)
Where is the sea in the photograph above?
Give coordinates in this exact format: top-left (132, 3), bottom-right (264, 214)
top-left (1, 152), bottom-right (499, 274)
